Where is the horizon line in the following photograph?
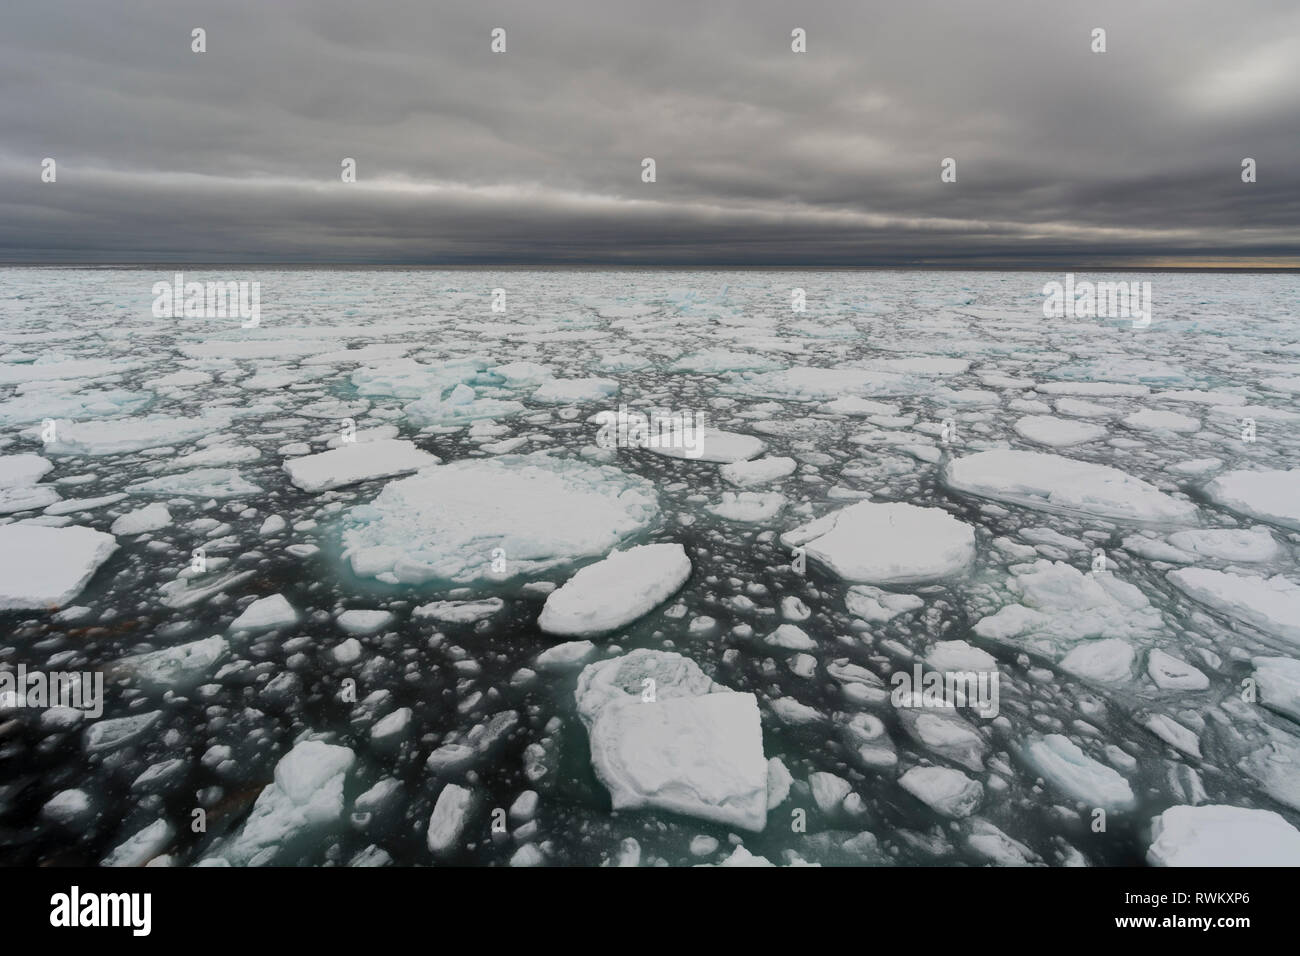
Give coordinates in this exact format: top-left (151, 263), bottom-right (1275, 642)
top-left (3, 262), bottom-right (1300, 273)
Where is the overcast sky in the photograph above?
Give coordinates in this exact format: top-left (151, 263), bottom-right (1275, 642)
top-left (1, 0), bottom-right (1297, 266)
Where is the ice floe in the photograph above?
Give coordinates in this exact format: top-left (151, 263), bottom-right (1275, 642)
top-left (780, 501), bottom-right (975, 584)
top-left (575, 649), bottom-right (768, 831)
top-left (538, 543), bottom-right (691, 637)
top-left (0, 524), bottom-right (117, 610)
top-left (1147, 805), bottom-right (1300, 866)
top-left (283, 438), bottom-right (438, 492)
top-left (341, 452), bottom-right (659, 587)
top-left (1203, 468), bottom-right (1300, 531)
top-left (943, 450), bottom-right (1197, 523)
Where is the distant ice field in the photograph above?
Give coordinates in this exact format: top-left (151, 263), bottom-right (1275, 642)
top-left (2, 268), bottom-right (1299, 867)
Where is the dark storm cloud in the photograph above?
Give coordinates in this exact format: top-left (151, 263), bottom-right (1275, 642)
top-left (1, 0), bottom-right (1297, 264)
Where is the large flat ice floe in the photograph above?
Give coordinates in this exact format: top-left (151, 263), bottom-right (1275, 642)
top-left (0, 524), bottom-right (117, 610)
top-left (538, 543), bottom-right (691, 637)
top-left (283, 438), bottom-right (439, 492)
top-left (0, 453), bottom-right (53, 488)
top-left (780, 501), bottom-right (976, 584)
top-left (1147, 805), bottom-right (1300, 866)
top-left (39, 414), bottom-right (228, 456)
top-left (942, 449), bottom-right (1197, 523)
top-left (1013, 415), bottom-right (1107, 447)
top-left (1202, 468), bottom-right (1300, 531)
top-left (644, 429), bottom-right (765, 464)
top-left (341, 452), bottom-right (660, 587)
top-left (1253, 656), bottom-right (1300, 724)
top-left (1166, 568), bottom-right (1300, 646)
top-left (575, 650), bottom-right (768, 831)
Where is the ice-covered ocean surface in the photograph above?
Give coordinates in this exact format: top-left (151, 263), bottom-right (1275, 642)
top-left (3, 267), bottom-right (1300, 867)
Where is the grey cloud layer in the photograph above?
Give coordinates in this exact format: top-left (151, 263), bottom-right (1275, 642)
top-left (2, 0), bottom-right (1297, 264)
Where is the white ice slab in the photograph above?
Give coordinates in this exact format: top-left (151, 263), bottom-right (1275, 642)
top-left (780, 501), bottom-right (975, 584)
top-left (283, 438), bottom-right (438, 492)
top-left (341, 452), bottom-right (659, 587)
top-left (0, 524), bottom-right (117, 610)
top-left (1147, 805), bottom-right (1300, 866)
top-left (943, 449), bottom-right (1197, 523)
top-left (538, 543), bottom-right (691, 637)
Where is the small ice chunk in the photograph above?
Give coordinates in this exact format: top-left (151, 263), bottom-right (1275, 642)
top-left (719, 456), bottom-right (797, 487)
top-left (845, 585), bottom-right (924, 623)
top-left (427, 784), bottom-right (477, 857)
top-left (84, 711), bottom-right (162, 752)
top-left (413, 598), bottom-right (504, 624)
top-left (1123, 409), bottom-right (1200, 433)
top-left (708, 491), bottom-right (786, 523)
top-left (898, 766), bottom-right (983, 818)
top-left (259, 514), bottom-right (286, 536)
top-left (212, 740), bottom-right (354, 866)
top-left (1147, 649), bottom-right (1209, 690)
top-left (535, 640), bottom-right (597, 670)
top-left (926, 640), bottom-right (996, 672)
top-left (102, 819), bottom-right (176, 867)
top-left (808, 771), bottom-right (852, 815)
top-left (110, 503), bottom-right (172, 536)
top-left (765, 624), bottom-right (817, 651)
top-left (229, 593), bottom-right (299, 631)
top-left (336, 610), bottom-right (394, 635)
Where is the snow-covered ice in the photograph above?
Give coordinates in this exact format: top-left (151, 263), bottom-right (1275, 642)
top-left (0, 524), bottom-right (117, 610)
top-left (943, 450), bottom-right (1197, 523)
top-left (538, 543), bottom-right (691, 637)
top-left (341, 452), bottom-right (659, 587)
top-left (283, 438), bottom-right (438, 492)
top-left (1147, 805), bottom-right (1300, 866)
top-left (575, 650), bottom-right (768, 831)
top-left (780, 501), bottom-right (975, 584)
